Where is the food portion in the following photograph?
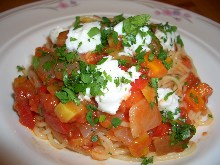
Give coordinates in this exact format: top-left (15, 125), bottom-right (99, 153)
top-left (13, 14), bottom-right (213, 163)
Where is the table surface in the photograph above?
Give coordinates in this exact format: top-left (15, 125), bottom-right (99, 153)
top-left (0, 0), bottom-right (220, 23)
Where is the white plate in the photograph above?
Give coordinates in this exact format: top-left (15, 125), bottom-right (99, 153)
top-left (0, 0), bottom-right (220, 164)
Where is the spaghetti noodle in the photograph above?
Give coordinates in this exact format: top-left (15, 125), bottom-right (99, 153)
top-left (13, 14), bottom-right (213, 164)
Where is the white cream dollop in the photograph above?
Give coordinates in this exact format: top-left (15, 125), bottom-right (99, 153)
top-left (78, 56), bottom-right (141, 114)
top-left (155, 29), bottom-right (177, 51)
top-left (66, 21), bottom-right (101, 54)
top-left (157, 88), bottom-right (180, 119)
top-left (95, 56), bottom-right (141, 114)
top-left (114, 22), bottom-right (152, 57)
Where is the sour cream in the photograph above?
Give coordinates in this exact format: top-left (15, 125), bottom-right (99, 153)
top-left (66, 21), bottom-right (101, 54)
top-left (155, 29), bottom-right (177, 51)
top-left (157, 88), bottom-right (180, 119)
top-left (95, 56), bottom-right (140, 114)
top-left (114, 22), bottom-right (152, 57)
top-left (78, 56), bottom-right (141, 114)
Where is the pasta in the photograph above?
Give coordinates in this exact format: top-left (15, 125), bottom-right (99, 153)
top-left (13, 14), bottom-right (213, 164)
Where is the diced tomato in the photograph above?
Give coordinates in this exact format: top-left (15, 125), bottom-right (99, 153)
top-left (184, 88), bottom-right (205, 113)
top-left (153, 136), bottom-right (184, 155)
top-left (40, 94), bottom-right (59, 113)
top-left (129, 99), bottom-right (162, 138)
top-left (144, 55), bottom-right (167, 78)
top-left (38, 85), bottom-right (48, 94)
top-left (113, 127), bottom-right (134, 145)
top-left (14, 98), bottom-right (35, 129)
top-left (128, 133), bottom-right (151, 157)
top-left (119, 65), bottom-right (128, 71)
top-left (131, 77), bottom-right (148, 91)
top-left (35, 47), bottom-right (52, 57)
top-left (13, 76), bottom-right (36, 129)
top-left (185, 72), bottom-right (200, 89)
top-left (180, 107), bottom-right (192, 124)
top-left (141, 84), bottom-right (156, 103)
top-left (81, 52), bottom-right (104, 64)
top-left (68, 125), bottom-right (82, 139)
top-left (44, 113), bottom-right (70, 134)
top-left (182, 55), bottom-right (192, 69)
top-left (152, 123), bottom-right (171, 137)
top-left (194, 83), bottom-right (213, 102)
top-left (125, 90), bottom-right (145, 110)
top-left (29, 95), bottom-right (40, 113)
top-left (56, 30), bottom-right (68, 47)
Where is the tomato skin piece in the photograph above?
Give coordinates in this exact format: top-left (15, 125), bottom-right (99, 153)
top-left (40, 93), bottom-right (59, 113)
top-left (180, 107), bottom-right (192, 124)
top-left (44, 113), bottom-right (70, 134)
top-left (131, 77), bottom-right (148, 91)
top-left (185, 72), bottom-right (200, 89)
top-left (14, 98), bottom-right (35, 129)
top-left (129, 99), bottom-right (162, 138)
top-left (153, 136), bottom-right (184, 155)
top-left (194, 83), bottom-right (213, 102)
top-left (152, 123), bottom-right (172, 137)
top-left (182, 55), bottom-right (192, 69)
top-left (128, 134), bottom-right (151, 157)
top-left (13, 76), bottom-right (36, 129)
top-left (125, 90), bottom-right (145, 110)
top-left (35, 47), bottom-right (52, 57)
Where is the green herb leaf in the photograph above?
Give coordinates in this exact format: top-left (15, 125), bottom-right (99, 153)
top-left (97, 57), bottom-right (108, 65)
top-left (33, 56), bottom-right (40, 69)
top-left (141, 156), bottom-right (154, 165)
top-left (16, 65), bottom-right (25, 72)
top-left (164, 90), bottom-right (176, 101)
top-left (99, 115), bottom-right (106, 122)
top-left (149, 78), bottom-right (158, 91)
top-left (177, 35), bottom-right (184, 47)
top-left (88, 27), bottom-right (100, 38)
top-left (111, 117), bottom-right (122, 128)
top-left (123, 14), bottom-right (151, 35)
top-left (91, 135), bottom-right (99, 142)
top-left (112, 31), bottom-right (119, 44)
top-left (73, 16), bottom-right (82, 29)
top-left (86, 104), bottom-right (98, 111)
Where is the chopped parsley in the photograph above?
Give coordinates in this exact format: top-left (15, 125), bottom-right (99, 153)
top-left (141, 156), bottom-right (153, 165)
top-left (42, 60), bottom-right (55, 71)
top-left (86, 104), bottom-right (99, 126)
top-left (164, 89), bottom-right (177, 101)
top-left (55, 45), bottom-right (78, 63)
top-left (149, 78), bottom-right (158, 91)
top-left (91, 135), bottom-right (99, 142)
top-left (161, 110), bottom-right (196, 147)
top-left (123, 14), bottom-right (151, 35)
top-left (111, 117), bottom-right (122, 128)
top-left (33, 56), bottom-right (40, 69)
top-left (208, 114), bottom-right (213, 118)
top-left (55, 61), bottom-right (109, 105)
top-left (99, 115), bottom-right (106, 122)
top-left (177, 35), bottom-right (184, 47)
top-left (73, 16), bottom-right (82, 29)
top-left (16, 65), bottom-right (25, 72)
top-left (189, 92), bottom-right (199, 104)
top-left (170, 121), bottom-right (196, 146)
top-left (87, 27), bottom-right (100, 38)
top-left (118, 59), bottom-right (127, 66)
